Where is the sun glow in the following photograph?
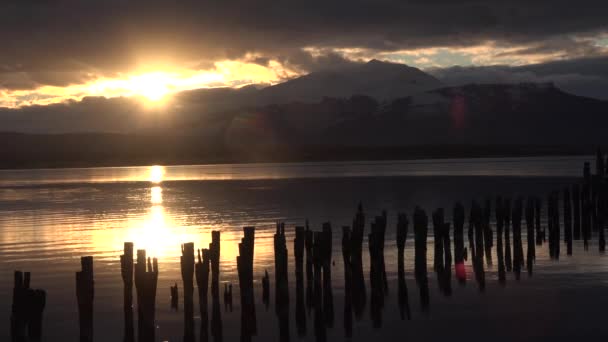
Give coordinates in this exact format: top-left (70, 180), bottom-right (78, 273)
top-left (149, 165), bottom-right (165, 183)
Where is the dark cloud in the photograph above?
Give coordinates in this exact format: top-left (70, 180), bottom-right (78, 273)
top-left (429, 56), bottom-right (608, 99)
top-left (1, 0), bottom-right (607, 88)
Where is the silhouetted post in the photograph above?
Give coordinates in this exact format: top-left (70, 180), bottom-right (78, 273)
top-left (209, 231), bottom-right (223, 342)
top-left (11, 271), bottom-right (46, 342)
top-left (182, 242), bottom-right (195, 342)
top-left (238, 226), bottom-right (256, 342)
top-left (573, 184), bottom-right (581, 240)
top-left (525, 198), bottom-right (535, 276)
top-left (512, 197), bottom-right (524, 280)
top-left (504, 198), bottom-right (513, 271)
top-left (342, 226), bottom-right (354, 337)
top-left (483, 199), bottom-right (493, 267)
top-left (564, 188), bottom-right (573, 255)
top-left (453, 202), bottom-right (466, 284)
top-left (274, 222), bottom-right (290, 342)
top-left (535, 197), bottom-right (543, 245)
top-left (304, 223), bottom-right (314, 312)
top-left (396, 213), bottom-right (411, 320)
top-left (195, 248), bottom-right (210, 342)
top-left (294, 226), bottom-right (307, 337)
top-left (583, 163), bottom-right (592, 250)
top-left (470, 201), bottom-right (486, 291)
top-left (262, 270), bottom-right (270, 310)
top-left (432, 208), bottom-right (451, 295)
top-left (120, 243), bottom-right (135, 342)
top-left (134, 250), bottom-right (159, 342)
top-left (312, 232), bottom-right (326, 342)
top-left (414, 207), bottom-right (430, 311)
top-left (170, 283), bottom-right (179, 311)
top-left (369, 215), bottom-right (387, 327)
top-left (76, 256), bottom-right (94, 342)
top-left (350, 204), bottom-right (366, 318)
top-left (441, 220), bottom-right (453, 296)
top-left (496, 197), bottom-right (506, 285)
top-left (321, 222), bottom-right (334, 328)
top-left (433, 208), bottom-right (444, 273)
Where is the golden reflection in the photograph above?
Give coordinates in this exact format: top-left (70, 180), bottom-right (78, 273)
top-left (150, 186), bottom-right (163, 204)
top-left (149, 165), bottom-right (165, 183)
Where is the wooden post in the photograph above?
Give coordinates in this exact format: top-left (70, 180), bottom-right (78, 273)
top-left (274, 222), bottom-right (290, 342)
top-left (350, 204), bottom-right (366, 318)
top-left (342, 226), bottom-right (354, 337)
top-left (209, 231), bottom-right (222, 342)
top-left (470, 201), bottom-right (486, 291)
top-left (535, 197), bottom-right (544, 245)
top-left (453, 202), bottom-right (466, 284)
top-left (483, 199), bottom-right (493, 267)
top-left (396, 213), bottom-right (411, 320)
top-left (504, 198), bottom-right (513, 271)
top-left (312, 232), bottom-right (326, 342)
top-left (321, 222), bottom-right (334, 328)
top-left (525, 198), bottom-right (535, 276)
top-left (496, 197), bottom-right (506, 285)
top-left (304, 222), bottom-right (314, 313)
top-left (195, 248), bottom-right (210, 342)
top-left (120, 242), bottom-right (134, 342)
top-left (512, 197), bottom-right (524, 280)
top-left (414, 207), bottom-right (430, 310)
top-left (294, 226), bottom-right (307, 337)
top-left (134, 250), bottom-right (159, 342)
top-left (181, 242), bottom-right (195, 342)
top-left (76, 256), bottom-right (94, 342)
top-left (573, 184), bottom-right (581, 240)
top-left (564, 188), bottom-right (573, 255)
top-left (11, 271), bottom-right (46, 342)
top-left (238, 226), bottom-right (256, 341)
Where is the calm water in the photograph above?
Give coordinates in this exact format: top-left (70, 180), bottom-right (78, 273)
top-left (1, 156), bottom-right (607, 341)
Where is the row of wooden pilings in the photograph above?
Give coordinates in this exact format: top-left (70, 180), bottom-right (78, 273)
top-left (10, 150), bottom-right (608, 341)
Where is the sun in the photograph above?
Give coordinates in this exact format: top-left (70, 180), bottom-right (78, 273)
top-left (129, 72), bottom-right (172, 102)
top-left (149, 165), bottom-right (165, 183)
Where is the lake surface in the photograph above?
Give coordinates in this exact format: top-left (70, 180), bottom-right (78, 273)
top-left (1, 156), bottom-right (607, 341)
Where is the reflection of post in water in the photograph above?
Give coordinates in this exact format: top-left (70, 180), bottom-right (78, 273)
top-left (564, 188), bottom-right (573, 255)
top-left (304, 222), bottom-right (314, 313)
top-left (342, 226), bottom-right (354, 338)
top-left (120, 242), bottom-right (135, 342)
top-left (262, 270), bottom-right (270, 311)
top-left (496, 197), bottom-right (506, 285)
top-left (351, 204), bottom-right (367, 318)
top-left (210, 231), bottom-right (223, 342)
top-left (572, 185), bottom-right (581, 241)
top-left (368, 213), bottom-right (387, 327)
top-left (504, 198), bottom-right (513, 272)
top-left (512, 197), bottom-right (524, 280)
top-left (470, 201), bottom-right (486, 292)
top-left (483, 199), bottom-right (493, 267)
top-left (181, 243), bottom-right (195, 342)
top-left (294, 226), bottom-right (307, 337)
top-left (321, 222), bottom-right (334, 328)
top-left (11, 271), bottom-right (46, 342)
top-left (396, 213), bottom-right (411, 320)
top-left (223, 283), bottom-right (232, 313)
top-left (195, 248), bottom-right (210, 342)
top-left (312, 232), bottom-right (326, 342)
top-left (547, 192), bottom-right (560, 260)
top-left (414, 207), bottom-right (430, 311)
top-left (274, 223), bottom-right (290, 342)
top-left (237, 227), bottom-right (256, 342)
top-left (76, 256), bottom-right (94, 342)
top-left (525, 198), bottom-right (535, 276)
top-left (536, 197), bottom-right (544, 245)
top-left (134, 250), bottom-right (158, 342)
top-left (170, 283), bottom-right (178, 311)
top-left (453, 203), bottom-right (466, 284)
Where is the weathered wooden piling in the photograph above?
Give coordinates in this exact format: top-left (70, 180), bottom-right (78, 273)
top-left (170, 283), bottom-right (179, 311)
top-left (414, 207), bottom-right (430, 310)
top-left (564, 188), bottom-right (573, 255)
top-left (209, 231), bottom-right (223, 342)
top-left (496, 197), bottom-right (506, 284)
top-left (369, 215), bottom-right (387, 327)
top-left (432, 208), bottom-right (451, 296)
top-left (11, 271), bottom-right (46, 342)
top-left (134, 250), bottom-right (159, 342)
top-left (433, 208), bottom-right (444, 273)
top-left (535, 197), bottom-right (543, 245)
top-left (573, 184), bottom-right (581, 240)
top-left (470, 201), bottom-right (486, 291)
top-left (120, 242), bottom-right (135, 342)
top-left (238, 226), bottom-right (256, 341)
top-left (342, 226), bottom-right (354, 336)
top-left (274, 222), bottom-right (290, 342)
top-left (525, 198), bottom-right (535, 275)
top-left (195, 248), bottom-right (210, 342)
top-left (312, 232), bottom-right (327, 342)
top-left (582, 163), bottom-right (592, 250)
top-left (453, 202), bottom-right (467, 284)
top-left (512, 197), bottom-right (524, 280)
top-left (396, 213), bottom-right (411, 320)
top-left (181, 242), bottom-right (195, 342)
top-left (294, 226), bottom-right (307, 337)
top-left (321, 222), bottom-right (334, 328)
top-left (351, 204), bottom-right (367, 318)
top-left (504, 198), bottom-right (513, 272)
top-left (304, 222), bottom-right (314, 312)
top-left (483, 199), bottom-right (493, 267)
top-left (76, 256), bottom-right (94, 342)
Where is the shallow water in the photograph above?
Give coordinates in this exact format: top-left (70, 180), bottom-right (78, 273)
top-left (1, 156), bottom-right (606, 341)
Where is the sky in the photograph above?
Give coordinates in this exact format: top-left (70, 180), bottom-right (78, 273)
top-left (1, 0), bottom-right (608, 109)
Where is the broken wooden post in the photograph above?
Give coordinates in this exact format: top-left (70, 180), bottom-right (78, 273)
top-left (483, 199), bottom-right (493, 267)
top-left (304, 222), bottom-right (314, 312)
top-left (396, 213), bottom-right (411, 320)
top-left (120, 242), bottom-right (135, 342)
top-left (512, 197), bottom-right (524, 280)
top-left (181, 242), bottom-right (195, 342)
top-left (564, 188), bottom-right (573, 255)
top-left (11, 271), bottom-right (46, 342)
top-left (453, 202), bottom-right (467, 284)
top-left (350, 204), bottom-right (366, 318)
top-left (573, 184), bottom-right (581, 241)
top-left (238, 226), bottom-right (256, 341)
top-left (504, 198), bottom-right (513, 271)
top-left (294, 226), bottom-right (307, 337)
top-left (369, 215), bottom-right (387, 327)
top-left (414, 206), bottom-right (430, 311)
top-left (312, 232), bottom-right (326, 342)
top-left (496, 197), bottom-right (506, 285)
top-left (274, 222), bottom-right (290, 342)
top-left (535, 197), bottom-right (544, 245)
top-left (76, 256), bottom-right (94, 342)
top-left (195, 248), bottom-right (210, 342)
top-left (470, 201), bottom-right (486, 291)
top-left (209, 231), bottom-right (223, 342)
top-left (134, 250), bottom-right (159, 342)
top-left (342, 226), bottom-right (354, 337)
top-left (525, 198), bottom-right (535, 275)
top-left (321, 222), bottom-right (334, 328)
